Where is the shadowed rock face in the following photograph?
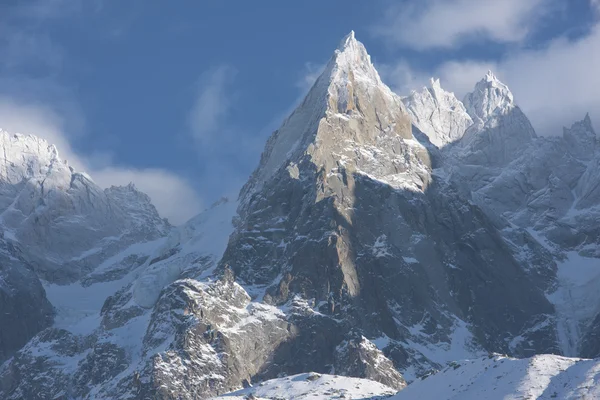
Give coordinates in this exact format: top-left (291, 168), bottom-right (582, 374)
top-left (0, 239), bottom-right (53, 363)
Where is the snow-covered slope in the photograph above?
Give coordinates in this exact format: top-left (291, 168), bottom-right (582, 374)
top-left (0, 196), bottom-right (238, 399)
top-left (392, 354), bottom-right (600, 400)
top-left (214, 372), bottom-right (398, 400)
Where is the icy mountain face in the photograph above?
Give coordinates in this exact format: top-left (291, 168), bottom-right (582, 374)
top-left (416, 76), bottom-right (600, 359)
top-left (0, 130), bottom-right (180, 398)
top-left (0, 197), bottom-right (238, 400)
top-left (403, 79), bottom-right (473, 148)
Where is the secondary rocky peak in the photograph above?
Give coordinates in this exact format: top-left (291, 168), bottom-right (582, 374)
top-left (464, 71), bottom-right (515, 123)
top-left (403, 77), bottom-right (472, 148)
top-left (457, 72), bottom-right (537, 167)
top-left (563, 113), bottom-right (598, 160)
top-left (484, 69), bottom-right (499, 82)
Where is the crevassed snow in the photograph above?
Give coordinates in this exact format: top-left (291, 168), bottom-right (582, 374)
top-left (392, 354), bottom-right (600, 400)
top-left (213, 372), bottom-right (397, 400)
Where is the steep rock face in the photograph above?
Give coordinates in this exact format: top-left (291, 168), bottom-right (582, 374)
top-left (218, 33), bottom-right (557, 382)
top-left (403, 78), bottom-right (473, 148)
top-left (563, 113), bottom-right (597, 161)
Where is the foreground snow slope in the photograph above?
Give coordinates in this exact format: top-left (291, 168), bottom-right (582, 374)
top-left (213, 372), bottom-right (397, 400)
top-left (392, 354), bottom-right (600, 400)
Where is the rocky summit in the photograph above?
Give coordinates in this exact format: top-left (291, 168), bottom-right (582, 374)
top-left (1, 32), bottom-right (599, 399)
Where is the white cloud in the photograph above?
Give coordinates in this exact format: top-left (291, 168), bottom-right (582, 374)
top-left (0, 98), bottom-right (202, 224)
top-left (187, 65), bottom-right (270, 206)
top-left (374, 0), bottom-right (551, 50)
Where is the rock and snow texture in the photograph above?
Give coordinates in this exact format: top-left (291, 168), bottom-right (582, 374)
top-left (403, 78), bottom-right (472, 148)
top-left (393, 354), bottom-right (600, 400)
top-left (213, 372), bottom-right (398, 400)
top-left (1, 31), bottom-right (600, 400)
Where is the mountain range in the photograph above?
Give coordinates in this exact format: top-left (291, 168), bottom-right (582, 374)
top-left (0, 31), bottom-right (599, 399)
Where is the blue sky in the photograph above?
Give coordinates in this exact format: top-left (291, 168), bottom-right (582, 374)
top-left (0, 0), bottom-right (598, 223)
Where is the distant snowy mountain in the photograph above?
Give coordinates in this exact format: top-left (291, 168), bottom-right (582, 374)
top-left (1, 32), bottom-right (600, 399)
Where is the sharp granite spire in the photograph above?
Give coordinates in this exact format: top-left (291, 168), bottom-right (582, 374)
top-left (243, 31), bottom-right (414, 195)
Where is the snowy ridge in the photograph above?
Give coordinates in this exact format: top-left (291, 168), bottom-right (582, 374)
top-left (392, 354), bottom-right (600, 400)
top-left (213, 372), bottom-right (397, 400)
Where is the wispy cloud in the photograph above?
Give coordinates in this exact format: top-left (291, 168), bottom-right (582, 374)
top-left (374, 0), bottom-right (552, 50)
top-left (295, 62), bottom-right (324, 93)
top-left (189, 65), bottom-right (237, 148)
top-left (187, 65), bottom-right (268, 202)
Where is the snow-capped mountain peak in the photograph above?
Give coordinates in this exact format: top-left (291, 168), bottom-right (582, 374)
top-left (464, 71), bottom-right (515, 123)
top-left (331, 30), bottom-right (382, 87)
top-left (242, 32), bottom-right (414, 196)
top-left (0, 129), bottom-right (69, 186)
top-left (563, 113), bottom-right (598, 160)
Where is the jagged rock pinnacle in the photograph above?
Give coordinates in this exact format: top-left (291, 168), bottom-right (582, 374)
top-left (464, 71), bottom-right (515, 123)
